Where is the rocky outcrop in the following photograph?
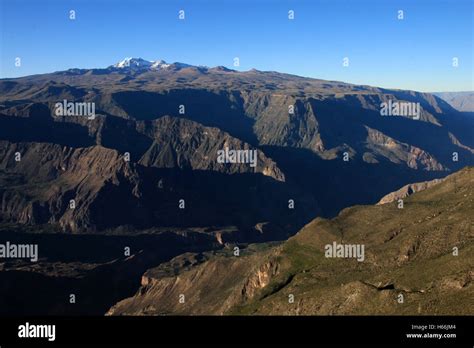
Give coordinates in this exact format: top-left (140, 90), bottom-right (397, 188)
top-left (364, 127), bottom-right (446, 170)
top-left (0, 137), bottom-right (296, 232)
top-left (137, 116), bottom-right (285, 181)
top-left (377, 178), bottom-right (445, 205)
top-left (106, 250), bottom-right (280, 316)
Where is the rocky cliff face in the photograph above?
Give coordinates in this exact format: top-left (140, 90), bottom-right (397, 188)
top-left (364, 126), bottom-right (446, 170)
top-left (0, 140), bottom-right (295, 233)
top-left (137, 116), bottom-right (285, 181)
top-left (0, 103), bottom-right (299, 232)
top-left (0, 141), bottom-right (137, 230)
top-left (1, 65), bottom-right (473, 233)
top-left (106, 248), bottom-right (282, 315)
top-left (377, 178), bottom-right (445, 205)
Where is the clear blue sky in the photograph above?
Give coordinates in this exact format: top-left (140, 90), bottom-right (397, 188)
top-left (0, 0), bottom-right (472, 92)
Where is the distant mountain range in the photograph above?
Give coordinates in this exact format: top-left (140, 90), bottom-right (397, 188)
top-left (432, 92), bottom-right (474, 112)
top-left (111, 57), bottom-right (192, 71)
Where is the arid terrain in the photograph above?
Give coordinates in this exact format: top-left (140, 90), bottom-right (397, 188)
top-left (0, 59), bottom-right (472, 315)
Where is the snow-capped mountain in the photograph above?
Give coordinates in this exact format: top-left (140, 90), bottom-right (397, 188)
top-left (111, 57), bottom-right (193, 71)
top-left (113, 57), bottom-right (153, 68)
top-left (150, 59), bottom-right (171, 69)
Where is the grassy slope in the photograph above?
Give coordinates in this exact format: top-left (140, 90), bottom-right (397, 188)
top-left (231, 167), bottom-right (473, 315)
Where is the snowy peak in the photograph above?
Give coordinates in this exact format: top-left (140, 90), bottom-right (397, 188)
top-left (150, 60), bottom-right (171, 69)
top-left (110, 57), bottom-right (198, 71)
top-left (113, 57), bottom-right (153, 68)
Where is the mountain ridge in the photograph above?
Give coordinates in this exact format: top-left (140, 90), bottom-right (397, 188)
top-left (0, 59), bottom-right (472, 234)
top-left (106, 167), bottom-right (474, 316)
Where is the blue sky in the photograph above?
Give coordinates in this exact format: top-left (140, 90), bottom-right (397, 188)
top-left (0, 0), bottom-right (472, 91)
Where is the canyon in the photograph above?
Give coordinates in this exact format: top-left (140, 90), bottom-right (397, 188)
top-left (0, 58), bottom-right (472, 315)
